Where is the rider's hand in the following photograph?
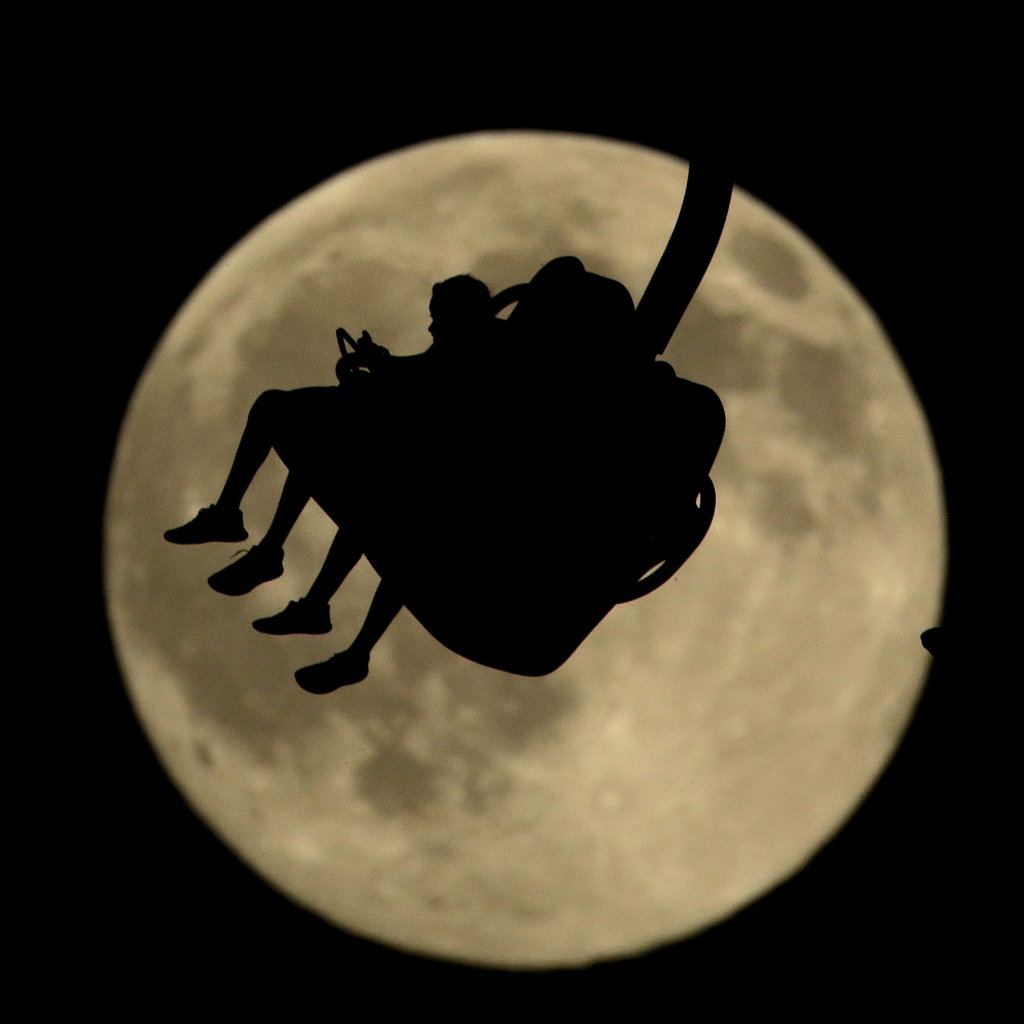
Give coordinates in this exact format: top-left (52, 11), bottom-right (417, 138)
top-left (362, 332), bottom-right (391, 369)
top-left (338, 327), bottom-right (390, 372)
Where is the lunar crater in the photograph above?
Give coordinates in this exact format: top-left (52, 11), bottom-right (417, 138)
top-left (754, 471), bottom-right (819, 538)
top-left (670, 298), bottom-right (768, 393)
top-left (777, 340), bottom-right (871, 454)
top-left (730, 225), bottom-right (811, 300)
top-left (355, 744), bottom-right (441, 818)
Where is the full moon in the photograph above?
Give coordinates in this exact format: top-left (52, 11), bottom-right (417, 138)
top-left (104, 132), bottom-right (945, 969)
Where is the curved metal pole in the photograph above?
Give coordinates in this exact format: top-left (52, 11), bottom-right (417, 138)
top-left (633, 161), bottom-right (734, 358)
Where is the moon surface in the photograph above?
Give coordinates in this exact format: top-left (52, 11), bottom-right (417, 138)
top-left (104, 132), bottom-right (945, 969)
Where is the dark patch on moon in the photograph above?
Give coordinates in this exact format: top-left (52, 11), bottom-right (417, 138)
top-left (449, 673), bottom-right (578, 752)
top-left (431, 161), bottom-right (514, 210)
top-left (754, 472), bottom-right (817, 538)
top-left (461, 750), bottom-right (513, 814)
top-left (665, 294), bottom-right (890, 530)
top-left (669, 296), bottom-right (767, 393)
top-left (730, 227), bottom-right (810, 300)
top-left (194, 741), bottom-right (213, 766)
top-left (355, 743), bottom-right (440, 817)
top-left (351, 160), bottom-right (511, 230)
top-left (777, 341), bottom-right (870, 455)
top-left (341, 635), bottom-right (577, 819)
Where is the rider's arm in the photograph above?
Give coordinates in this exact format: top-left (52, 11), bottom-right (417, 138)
top-left (335, 328), bottom-right (391, 379)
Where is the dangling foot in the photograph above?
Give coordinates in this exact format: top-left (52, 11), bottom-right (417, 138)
top-left (295, 648), bottom-right (370, 694)
top-left (164, 504), bottom-right (248, 544)
top-left (208, 543), bottom-right (284, 596)
top-left (253, 598), bottom-right (332, 635)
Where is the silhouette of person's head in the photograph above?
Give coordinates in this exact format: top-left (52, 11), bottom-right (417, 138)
top-left (507, 256), bottom-right (638, 378)
top-left (428, 275), bottom-right (492, 352)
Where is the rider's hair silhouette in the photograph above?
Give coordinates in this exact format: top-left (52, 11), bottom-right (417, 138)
top-left (430, 274), bottom-right (492, 322)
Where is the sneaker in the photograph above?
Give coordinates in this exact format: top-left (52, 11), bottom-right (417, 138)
top-left (164, 505), bottom-right (248, 544)
top-left (253, 599), bottom-right (332, 635)
top-left (295, 649), bottom-right (370, 693)
top-left (208, 543), bottom-right (284, 596)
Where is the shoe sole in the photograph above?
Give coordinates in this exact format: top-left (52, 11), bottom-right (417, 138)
top-left (164, 529), bottom-right (249, 545)
top-left (208, 564), bottom-right (283, 596)
top-left (295, 660), bottom-right (369, 694)
top-left (253, 620), bottom-right (332, 635)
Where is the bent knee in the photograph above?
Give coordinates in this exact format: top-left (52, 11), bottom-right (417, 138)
top-left (249, 388), bottom-right (290, 424)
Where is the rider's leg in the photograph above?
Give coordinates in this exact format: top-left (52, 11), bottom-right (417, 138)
top-left (294, 577), bottom-right (404, 692)
top-left (261, 472), bottom-right (310, 549)
top-left (207, 469), bottom-right (314, 596)
top-left (347, 576), bottom-right (403, 661)
top-left (216, 389), bottom-right (291, 511)
top-left (252, 530), bottom-right (363, 634)
top-left (167, 387), bottom-right (337, 547)
top-left (306, 532), bottom-right (363, 605)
